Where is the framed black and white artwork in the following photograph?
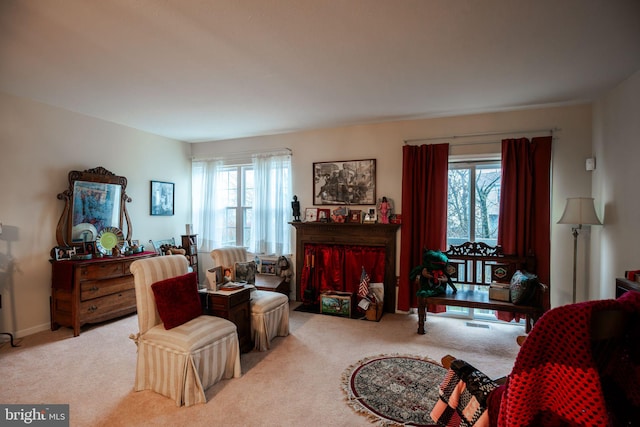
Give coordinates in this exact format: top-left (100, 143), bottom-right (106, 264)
top-left (313, 159), bottom-right (376, 205)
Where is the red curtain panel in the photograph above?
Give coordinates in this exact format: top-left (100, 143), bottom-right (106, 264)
top-left (398, 143), bottom-right (450, 311)
top-left (498, 136), bottom-right (552, 315)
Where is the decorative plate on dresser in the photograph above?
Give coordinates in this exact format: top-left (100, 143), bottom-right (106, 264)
top-left (96, 226), bottom-right (125, 255)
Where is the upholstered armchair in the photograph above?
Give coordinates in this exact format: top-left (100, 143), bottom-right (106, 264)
top-left (129, 255), bottom-right (241, 406)
top-left (210, 247), bottom-right (290, 351)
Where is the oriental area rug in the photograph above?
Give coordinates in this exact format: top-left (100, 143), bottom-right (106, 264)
top-left (342, 354), bottom-right (447, 427)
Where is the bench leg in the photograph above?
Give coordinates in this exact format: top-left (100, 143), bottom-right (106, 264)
top-left (417, 298), bottom-right (426, 334)
top-left (526, 312), bottom-right (542, 333)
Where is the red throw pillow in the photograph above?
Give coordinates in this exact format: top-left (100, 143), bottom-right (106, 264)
top-left (151, 272), bottom-right (202, 329)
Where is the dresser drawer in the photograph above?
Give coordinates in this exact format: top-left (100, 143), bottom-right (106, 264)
top-left (80, 275), bottom-right (134, 301)
top-left (79, 289), bottom-right (136, 323)
top-left (79, 262), bottom-right (124, 280)
top-left (51, 252), bottom-right (156, 336)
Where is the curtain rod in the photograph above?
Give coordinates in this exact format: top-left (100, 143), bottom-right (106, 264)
top-left (192, 147), bottom-right (292, 162)
top-left (403, 127), bottom-right (560, 144)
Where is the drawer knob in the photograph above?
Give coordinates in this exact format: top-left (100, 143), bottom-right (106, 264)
top-left (90, 286), bottom-right (99, 292)
top-left (88, 305), bottom-right (98, 312)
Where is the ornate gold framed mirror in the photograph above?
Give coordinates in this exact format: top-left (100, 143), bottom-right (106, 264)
top-left (56, 166), bottom-right (132, 247)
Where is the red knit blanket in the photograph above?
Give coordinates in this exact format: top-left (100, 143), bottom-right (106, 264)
top-left (432, 292), bottom-right (640, 427)
top-left (497, 291), bottom-right (640, 426)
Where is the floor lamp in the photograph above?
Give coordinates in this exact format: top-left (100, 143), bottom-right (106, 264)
top-left (557, 197), bottom-right (602, 303)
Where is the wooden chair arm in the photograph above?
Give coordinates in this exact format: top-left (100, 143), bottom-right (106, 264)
top-left (441, 354), bottom-right (456, 369)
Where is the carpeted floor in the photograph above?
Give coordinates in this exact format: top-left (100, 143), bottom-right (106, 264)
top-left (293, 302), bottom-right (320, 313)
top-left (0, 303), bottom-right (523, 426)
top-left (343, 354), bottom-right (447, 426)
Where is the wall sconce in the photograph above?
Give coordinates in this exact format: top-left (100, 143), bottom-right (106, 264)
top-left (557, 197), bottom-right (602, 303)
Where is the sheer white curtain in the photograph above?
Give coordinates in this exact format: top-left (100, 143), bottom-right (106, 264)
top-left (251, 152), bottom-right (292, 255)
top-left (192, 159), bottom-right (225, 252)
top-left (192, 151), bottom-right (292, 255)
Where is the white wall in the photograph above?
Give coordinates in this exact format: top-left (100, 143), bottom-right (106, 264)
top-left (192, 104), bottom-right (594, 309)
top-left (0, 89), bottom-right (605, 338)
top-left (592, 70), bottom-right (640, 299)
top-left (0, 92), bottom-right (192, 337)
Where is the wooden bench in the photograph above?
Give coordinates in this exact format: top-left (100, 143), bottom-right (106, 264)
top-left (417, 242), bottom-right (545, 334)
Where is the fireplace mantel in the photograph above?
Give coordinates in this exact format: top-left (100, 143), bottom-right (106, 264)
top-left (290, 222), bottom-right (400, 313)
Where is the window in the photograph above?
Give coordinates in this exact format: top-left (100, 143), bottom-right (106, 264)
top-left (218, 165), bottom-right (253, 247)
top-left (447, 161), bottom-right (501, 319)
top-left (447, 161), bottom-right (501, 247)
top-left (192, 150), bottom-right (291, 255)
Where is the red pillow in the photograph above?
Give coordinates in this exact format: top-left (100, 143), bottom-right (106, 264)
top-left (151, 272), bottom-right (202, 329)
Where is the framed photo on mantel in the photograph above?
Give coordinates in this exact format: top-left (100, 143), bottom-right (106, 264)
top-left (313, 159), bottom-right (376, 205)
top-left (305, 208), bottom-right (318, 222)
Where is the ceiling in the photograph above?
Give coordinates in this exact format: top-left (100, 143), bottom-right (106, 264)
top-left (1, 1), bottom-right (639, 143)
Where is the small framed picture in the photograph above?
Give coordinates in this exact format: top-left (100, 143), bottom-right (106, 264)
top-left (363, 208), bottom-right (377, 223)
top-left (85, 241), bottom-right (96, 255)
top-left (349, 210), bottom-right (362, 223)
top-left (150, 181), bottom-right (175, 216)
top-left (317, 208), bottom-right (331, 222)
top-left (305, 208), bottom-right (318, 222)
top-left (260, 258), bottom-right (277, 275)
top-left (55, 246), bottom-right (76, 261)
top-left (75, 244), bottom-right (86, 255)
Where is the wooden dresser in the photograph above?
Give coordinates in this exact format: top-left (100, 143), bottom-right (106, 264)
top-left (50, 252), bottom-right (156, 336)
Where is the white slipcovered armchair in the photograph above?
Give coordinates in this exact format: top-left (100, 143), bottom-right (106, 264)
top-left (210, 247), bottom-right (290, 351)
top-left (129, 255), bottom-right (241, 406)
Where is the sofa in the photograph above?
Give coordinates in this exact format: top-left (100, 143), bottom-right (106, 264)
top-left (209, 247), bottom-right (290, 351)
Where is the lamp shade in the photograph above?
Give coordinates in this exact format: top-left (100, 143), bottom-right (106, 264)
top-left (557, 197), bottom-right (602, 225)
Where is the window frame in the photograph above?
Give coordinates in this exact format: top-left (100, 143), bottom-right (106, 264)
top-left (219, 164), bottom-right (253, 248)
top-left (447, 160), bottom-right (501, 248)
top-left (446, 159), bottom-right (503, 320)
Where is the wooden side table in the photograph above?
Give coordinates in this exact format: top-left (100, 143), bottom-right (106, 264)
top-left (200, 287), bottom-right (252, 353)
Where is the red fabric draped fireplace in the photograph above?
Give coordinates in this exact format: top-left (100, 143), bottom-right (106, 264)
top-left (291, 222), bottom-right (400, 313)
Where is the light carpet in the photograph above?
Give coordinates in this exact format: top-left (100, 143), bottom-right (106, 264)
top-left (0, 304), bottom-right (523, 426)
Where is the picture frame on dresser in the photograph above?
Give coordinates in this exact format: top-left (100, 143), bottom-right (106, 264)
top-left (77, 241), bottom-right (95, 255)
top-left (54, 246), bottom-right (75, 261)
